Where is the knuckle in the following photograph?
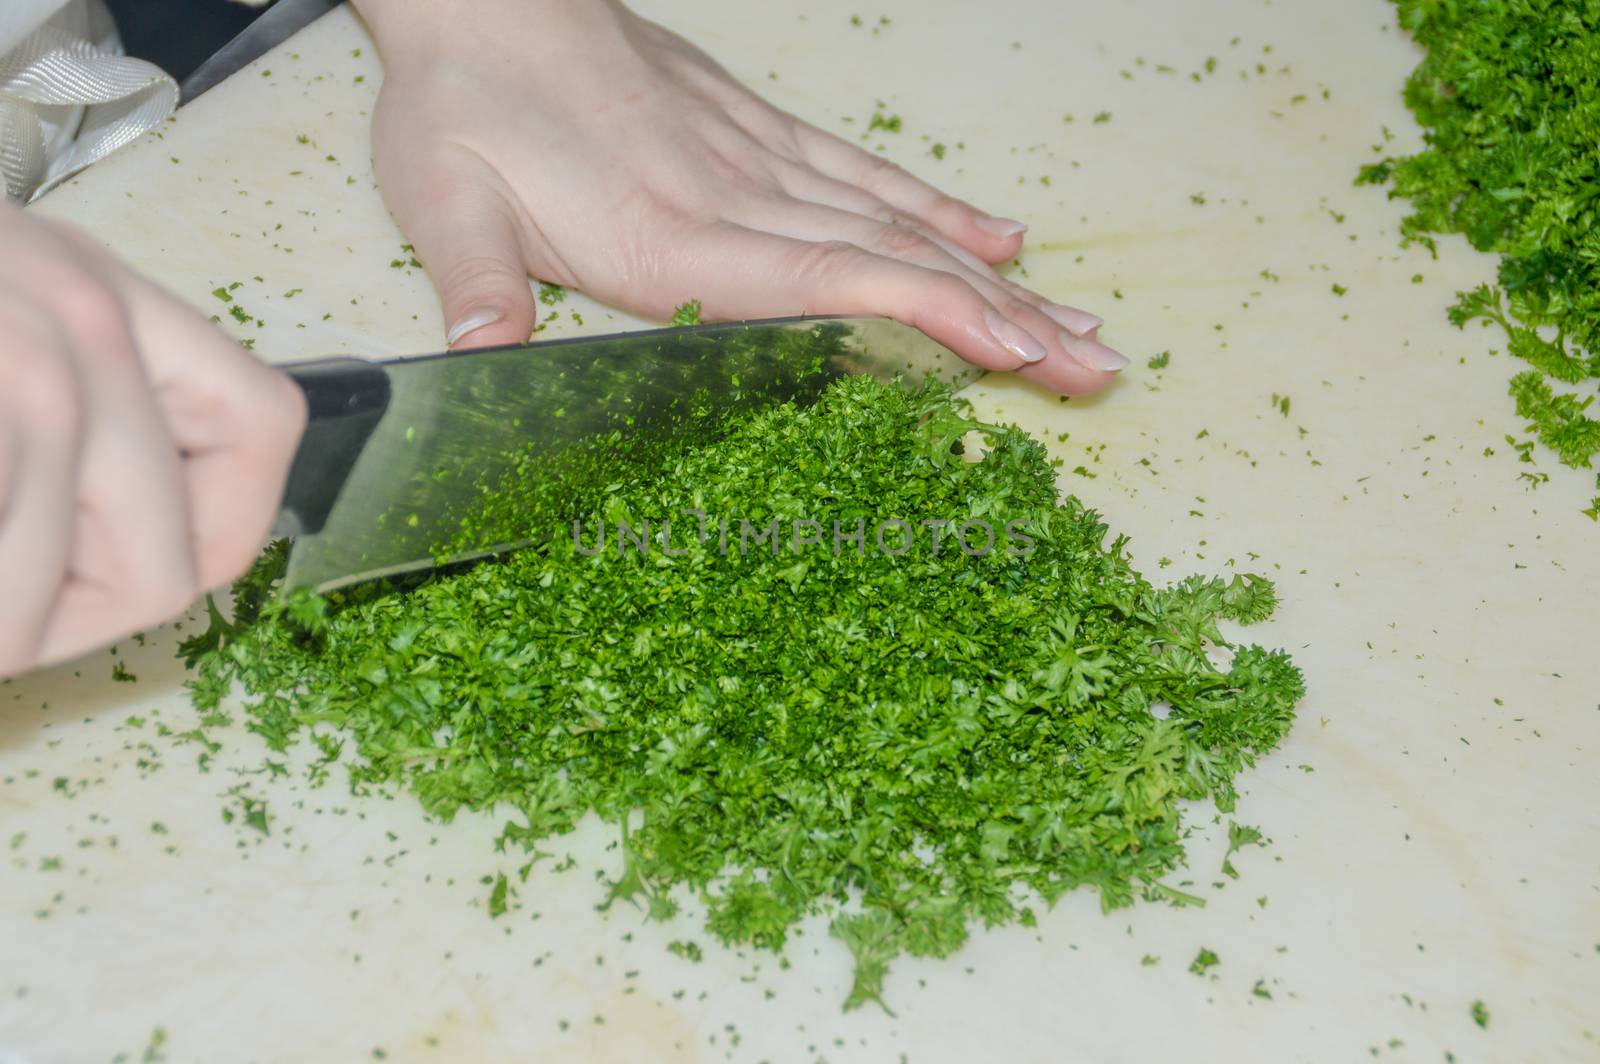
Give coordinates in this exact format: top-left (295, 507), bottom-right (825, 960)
top-left (997, 295), bottom-right (1041, 324)
top-left (857, 155), bottom-right (908, 196)
top-left (49, 276), bottom-right (129, 349)
top-left (671, 138), bottom-right (780, 209)
top-left (762, 113), bottom-right (807, 162)
top-left (870, 208), bottom-right (918, 227)
top-left (928, 194), bottom-right (969, 222)
top-left (0, 343), bottom-right (83, 442)
top-left (871, 223), bottom-right (938, 261)
top-left (791, 239), bottom-right (864, 284)
top-left (436, 253), bottom-right (525, 300)
top-left (927, 271), bottom-right (979, 307)
top-left (997, 275), bottom-right (1032, 300)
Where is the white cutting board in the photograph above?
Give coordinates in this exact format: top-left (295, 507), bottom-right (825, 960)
top-left (4, 1), bottom-right (1597, 1061)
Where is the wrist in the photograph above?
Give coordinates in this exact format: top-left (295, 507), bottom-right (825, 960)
top-left (352, 0), bottom-right (622, 66)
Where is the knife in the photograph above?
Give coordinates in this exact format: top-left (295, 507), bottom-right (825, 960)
top-left (180, 0), bottom-right (341, 104)
top-left (272, 316), bottom-right (981, 593)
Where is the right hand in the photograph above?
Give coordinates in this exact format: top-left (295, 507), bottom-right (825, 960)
top-left (0, 204), bottom-right (306, 677)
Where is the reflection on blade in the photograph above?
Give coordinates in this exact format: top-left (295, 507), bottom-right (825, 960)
top-left (283, 316), bottom-right (980, 592)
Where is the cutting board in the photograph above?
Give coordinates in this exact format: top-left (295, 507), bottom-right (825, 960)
top-left (4, 1), bottom-right (1596, 1061)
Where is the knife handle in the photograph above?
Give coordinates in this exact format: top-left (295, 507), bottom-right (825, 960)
top-left (274, 358), bottom-right (393, 538)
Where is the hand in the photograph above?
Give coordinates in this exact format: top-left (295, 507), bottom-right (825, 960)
top-left (0, 204), bottom-right (306, 676)
top-left (352, 0), bottom-right (1127, 393)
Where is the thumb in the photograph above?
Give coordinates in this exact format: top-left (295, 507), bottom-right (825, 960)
top-left (401, 175), bottom-right (539, 350)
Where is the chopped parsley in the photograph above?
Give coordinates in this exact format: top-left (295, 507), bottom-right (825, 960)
top-left (183, 373), bottom-right (1302, 1010)
top-left (669, 299), bottom-right (702, 327)
top-left (867, 111), bottom-right (903, 134)
top-left (1359, 0), bottom-right (1600, 510)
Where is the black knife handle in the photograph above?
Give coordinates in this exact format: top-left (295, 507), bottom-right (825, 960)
top-left (275, 358), bottom-right (393, 537)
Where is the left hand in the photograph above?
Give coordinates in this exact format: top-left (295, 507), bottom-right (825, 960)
top-left (351, 0), bottom-right (1126, 394)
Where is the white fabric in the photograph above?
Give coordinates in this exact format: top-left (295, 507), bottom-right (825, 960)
top-left (0, 0), bottom-right (177, 202)
top-left (0, 0), bottom-right (74, 55)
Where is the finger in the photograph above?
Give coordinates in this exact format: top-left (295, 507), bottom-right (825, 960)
top-left (859, 215), bottom-right (1107, 340)
top-left (767, 163), bottom-right (1107, 339)
top-left (0, 303), bottom-right (80, 675)
top-left (717, 203), bottom-right (1124, 393)
top-left (117, 270), bottom-right (307, 590)
top-left (379, 148), bottom-right (540, 350)
top-left (43, 226), bottom-right (306, 592)
top-left (774, 150), bottom-right (1108, 339)
top-left (791, 123), bottom-right (1027, 265)
top-left (660, 222), bottom-right (1072, 379)
top-left (33, 280), bottom-right (198, 667)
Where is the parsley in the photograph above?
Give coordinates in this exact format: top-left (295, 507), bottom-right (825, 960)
top-left (1221, 820), bottom-right (1264, 878)
top-left (185, 374), bottom-right (1303, 1010)
top-left (1470, 999), bottom-right (1489, 1029)
top-left (669, 300), bottom-right (702, 326)
top-left (1359, 1), bottom-right (1600, 503)
top-left (1189, 947), bottom-right (1220, 976)
top-left (867, 111), bottom-right (903, 134)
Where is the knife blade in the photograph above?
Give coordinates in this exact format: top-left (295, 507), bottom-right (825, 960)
top-left (179, 0), bottom-right (340, 104)
top-left (273, 316), bottom-right (981, 593)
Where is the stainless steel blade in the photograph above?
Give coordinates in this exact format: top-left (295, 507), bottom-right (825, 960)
top-left (282, 316), bottom-right (981, 592)
top-left (179, 0), bottom-right (340, 104)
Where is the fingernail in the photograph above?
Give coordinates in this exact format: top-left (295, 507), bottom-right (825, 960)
top-left (1059, 330), bottom-right (1130, 372)
top-left (984, 309), bottom-right (1047, 365)
top-left (446, 306), bottom-right (503, 345)
top-left (975, 214), bottom-right (1028, 239)
top-left (1041, 302), bottom-right (1104, 338)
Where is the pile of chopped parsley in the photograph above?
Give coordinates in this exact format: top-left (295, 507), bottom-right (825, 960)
top-left (1358, 0), bottom-right (1600, 515)
top-left (185, 374), bottom-right (1302, 1009)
